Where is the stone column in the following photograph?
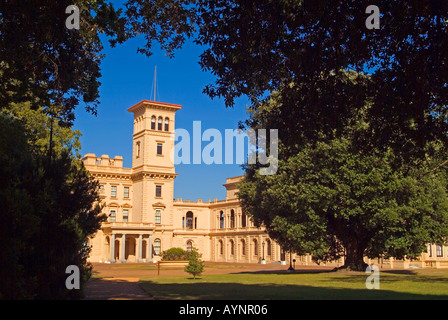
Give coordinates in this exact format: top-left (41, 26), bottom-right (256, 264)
top-left (138, 234), bottom-right (143, 262)
top-left (110, 234), bottom-right (116, 263)
top-left (147, 234), bottom-right (153, 262)
top-left (120, 234), bottom-right (126, 263)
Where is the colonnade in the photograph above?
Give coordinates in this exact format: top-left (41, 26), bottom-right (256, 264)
top-left (107, 233), bottom-right (153, 263)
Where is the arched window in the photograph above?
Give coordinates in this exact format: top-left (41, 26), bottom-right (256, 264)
top-left (219, 240), bottom-right (224, 255)
top-left (241, 239), bottom-right (246, 256)
top-left (154, 238), bottom-right (161, 255)
top-left (230, 240), bottom-right (235, 255)
top-left (230, 209), bottom-right (235, 228)
top-left (253, 239), bottom-right (258, 256)
top-left (186, 240), bottom-right (193, 252)
top-left (266, 239), bottom-right (272, 256)
top-left (220, 211), bottom-right (224, 229)
top-left (155, 209), bottom-right (162, 224)
top-left (186, 211), bottom-right (194, 229)
top-left (151, 116), bottom-right (156, 130)
top-left (158, 117), bottom-right (163, 130)
top-left (241, 212), bottom-right (247, 228)
top-left (164, 117), bottom-right (169, 131)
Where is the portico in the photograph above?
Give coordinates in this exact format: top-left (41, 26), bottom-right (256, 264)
top-left (104, 232), bottom-right (153, 263)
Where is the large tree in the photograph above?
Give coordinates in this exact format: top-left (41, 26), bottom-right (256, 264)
top-left (238, 91), bottom-right (448, 271)
top-left (0, 111), bottom-right (106, 299)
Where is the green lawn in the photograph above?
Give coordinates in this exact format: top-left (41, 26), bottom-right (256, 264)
top-left (139, 269), bottom-right (448, 300)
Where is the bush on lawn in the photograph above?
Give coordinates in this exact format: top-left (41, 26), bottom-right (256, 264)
top-left (161, 247), bottom-right (190, 261)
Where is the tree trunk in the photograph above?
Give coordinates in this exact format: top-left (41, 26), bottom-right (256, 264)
top-left (341, 242), bottom-right (368, 271)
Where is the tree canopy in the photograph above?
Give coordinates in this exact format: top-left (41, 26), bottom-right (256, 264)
top-left (123, 0), bottom-right (448, 162)
top-left (238, 89), bottom-right (448, 270)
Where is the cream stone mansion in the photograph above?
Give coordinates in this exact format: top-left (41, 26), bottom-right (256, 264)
top-left (84, 99), bottom-right (448, 269)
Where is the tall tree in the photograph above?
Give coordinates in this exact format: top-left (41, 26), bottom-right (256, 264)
top-left (0, 111), bottom-right (106, 299)
top-left (238, 92), bottom-right (448, 271)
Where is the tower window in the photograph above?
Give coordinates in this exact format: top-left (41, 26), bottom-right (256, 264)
top-left (155, 185), bottom-right (162, 197)
top-left (151, 116), bottom-right (156, 130)
top-left (158, 117), bottom-right (163, 130)
top-left (136, 141), bottom-right (141, 158)
top-left (164, 117), bottom-right (169, 131)
top-left (157, 143), bottom-right (163, 155)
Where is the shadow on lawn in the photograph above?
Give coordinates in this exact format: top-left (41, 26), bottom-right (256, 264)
top-left (232, 268), bottom-right (448, 285)
top-left (138, 280), bottom-right (448, 300)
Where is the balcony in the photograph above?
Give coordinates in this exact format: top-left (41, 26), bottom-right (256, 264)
top-left (102, 221), bottom-right (155, 232)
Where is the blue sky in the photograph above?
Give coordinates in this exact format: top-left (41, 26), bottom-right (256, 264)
top-left (74, 35), bottom-right (250, 201)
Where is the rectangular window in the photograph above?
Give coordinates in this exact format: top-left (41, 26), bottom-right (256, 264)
top-left (155, 185), bottom-right (162, 197)
top-left (123, 187), bottom-right (129, 198)
top-left (123, 209), bottom-right (129, 222)
top-left (155, 209), bottom-right (162, 224)
top-left (109, 209), bottom-right (116, 222)
top-left (436, 245), bottom-right (443, 257)
top-left (99, 185), bottom-right (104, 194)
top-left (136, 141), bottom-right (141, 158)
top-left (157, 143), bottom-right (163, 155)
top-left (428, 244), bottom-right (433, 257)
top-left (111, 185), bottom-right (117, 198)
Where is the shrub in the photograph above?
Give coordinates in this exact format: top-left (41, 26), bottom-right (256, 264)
top-left (161, 247), bottom-right (189, 261)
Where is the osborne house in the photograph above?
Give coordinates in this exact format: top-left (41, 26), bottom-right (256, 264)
top-left (84, 99), bottom-right (448, 269)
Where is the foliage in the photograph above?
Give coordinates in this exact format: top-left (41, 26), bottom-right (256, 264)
top-left (238, 89), bottom-right (448, 271)
top-left (123, 0), bottom-right (448, 163)
top-left (161, 247), bottom-right (190, 261)
top-left (0, 0), bottom-right (128, 125)
top-left (0, 112), bottom-right (106, 299)
top-left (3, 102), bottom-right (82, 158)
top-left (2, 1), bottom-right (448, 159)
top-left (184, 248), bottom-right (204, 279)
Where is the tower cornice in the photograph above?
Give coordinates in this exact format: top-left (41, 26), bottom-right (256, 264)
top-left (127, 100), bottom-right (183, 113)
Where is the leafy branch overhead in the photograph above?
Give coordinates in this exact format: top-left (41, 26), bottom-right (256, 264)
top-left (2, 1), bottom-right (447, 156)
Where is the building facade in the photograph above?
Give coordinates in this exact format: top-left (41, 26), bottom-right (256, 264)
top-left (84, 100), bottom-right (448, 269)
